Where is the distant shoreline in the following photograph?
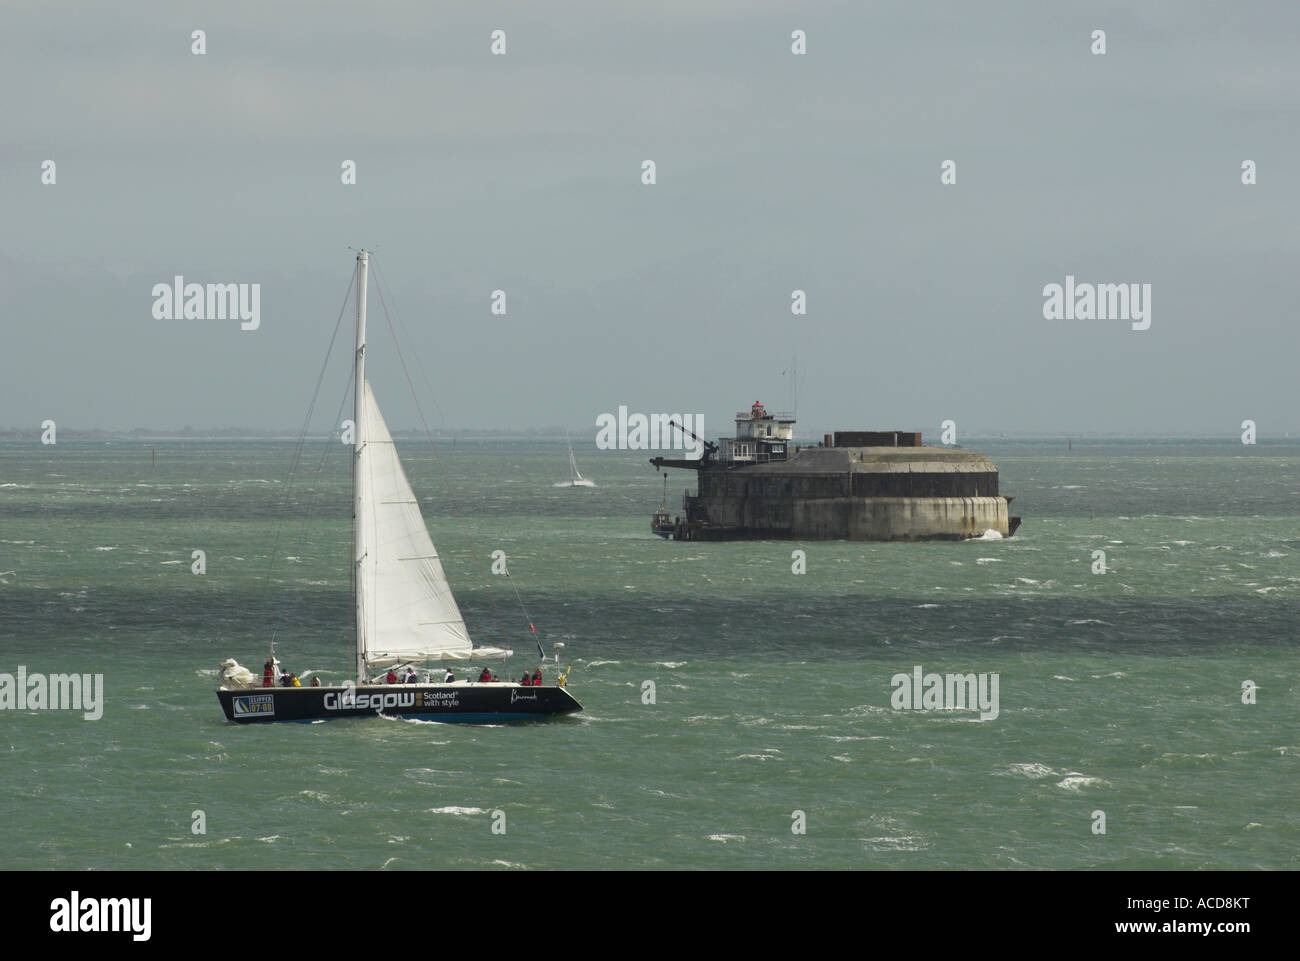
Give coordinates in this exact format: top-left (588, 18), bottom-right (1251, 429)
top-left (1, 431), bottom-right (1295, 443)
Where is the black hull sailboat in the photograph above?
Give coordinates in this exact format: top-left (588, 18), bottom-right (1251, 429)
top-left (216, 251), bottom-right (582, 724)
top-left (217, 682), bottom-right (582, 724)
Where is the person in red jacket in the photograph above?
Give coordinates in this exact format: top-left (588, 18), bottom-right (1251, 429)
top-left (262, 658), bottom-right (275, 688)
top-left (385, 669), bottom-right (398, 684)
top-left (531, 669), bottom-right (542, 686)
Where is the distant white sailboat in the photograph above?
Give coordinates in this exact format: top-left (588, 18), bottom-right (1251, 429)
top-left (556, 434), bottom-right (596, 487)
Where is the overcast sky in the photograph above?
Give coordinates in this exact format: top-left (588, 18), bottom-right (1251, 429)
top-left (2, 1), bottom-right (1297, 436)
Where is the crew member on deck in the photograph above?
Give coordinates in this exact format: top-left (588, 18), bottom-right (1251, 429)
top-left (386, 669), bottom-right (398, 684)
top-left (263, 659), bottom-right (275, 688)
top-left (531, 669), bottom-right (542, 686)
top-left (478, 667), bottom-right (491, 683)
top-left (444, 669), bottom-right (455, 682)
top-left (520, 672), bottom-right (531, 685)
top-left (405, 668), bottom-right (418, 683)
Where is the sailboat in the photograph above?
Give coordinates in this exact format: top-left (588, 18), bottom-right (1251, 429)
top-left (555, 433), bottom-right (596, 487)
top-left (651, 472), bottom-right (674, 539)
top-left (216, 251), bottom-right (582, 723)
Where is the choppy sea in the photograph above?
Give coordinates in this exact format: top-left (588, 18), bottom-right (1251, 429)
top-left (2, 437), bottom-right (1297, 869)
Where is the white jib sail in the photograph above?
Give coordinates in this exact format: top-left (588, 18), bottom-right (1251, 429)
top-left (355, 381), bottom-right (475, 668)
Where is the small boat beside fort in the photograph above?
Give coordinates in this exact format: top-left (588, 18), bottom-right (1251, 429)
top-left (651, 472), bottom-right (674, 538)
top-left (650, 401), bottom-right (1021, 541)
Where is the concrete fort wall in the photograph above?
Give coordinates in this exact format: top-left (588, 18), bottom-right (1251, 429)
top-left (799, 496), bottom-right (1009, 540)
top-left (697, 470), bottom-right (1003, 500)
top-left (693, 471), bottom-right (1009, 540)
top-left (684, 444), bottom-right (1012, 540)
top-left (695, 494), bottom-right (1008, 540)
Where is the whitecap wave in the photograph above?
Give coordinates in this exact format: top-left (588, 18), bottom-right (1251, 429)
top-left (1056, 774), bottom-right (1107, 792)
top-left (1000, 762), bottom-right (1055, 779)
top-left (428, 806), bottom-right (487, 816)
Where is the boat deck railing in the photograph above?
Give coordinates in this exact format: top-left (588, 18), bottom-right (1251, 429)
top-left (222, 678), bottom-right (554, 691)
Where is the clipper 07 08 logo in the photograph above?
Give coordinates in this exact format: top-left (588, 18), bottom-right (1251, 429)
top-left (231, 694), bottom-right (275, 717)
top-left (323, 691), bottom-right (415, 711)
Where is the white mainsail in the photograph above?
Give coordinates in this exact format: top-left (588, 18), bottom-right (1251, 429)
top-left (355, 381), bottom-right (474, 669)
top-left (351, 251), bottom-right (508, 676)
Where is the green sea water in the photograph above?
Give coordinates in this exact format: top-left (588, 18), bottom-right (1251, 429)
top-left (1, 437), bottom-right (1298, 869)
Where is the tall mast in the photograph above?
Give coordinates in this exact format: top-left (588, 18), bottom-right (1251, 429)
top-left (353, 250), bottom-right (369, 683)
